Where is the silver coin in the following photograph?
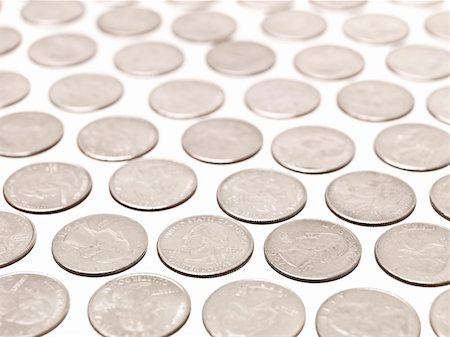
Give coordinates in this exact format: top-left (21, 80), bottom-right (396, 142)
top-left (100, 0), bottom-right (138, 7)
top-left (374, 123), bottom-right (450, 171)
top-left (245, 79), bottom-right (320, 119)
top-left (203, 279), bottom-right (305, 337)
top-left (264, 219), bottom-right (361, 282)
top-left (0, 26), bottom-right (21, 55)
top-left (337, 80), bottom-right (414, 122)
top-left (386, 45), bottom-right (450, 81)
top-left (182, 118), bottom-right (262, 164)
top-left (391, 0), bottom-right (442, 6)
top-left (49, 73), bottom-right (123, 113)
top-left (263, 10), bottom-right (326, 40)
top-left (29, 33), bottom-right (96, 67)
top-left (294, 45), bottom-right (364, 80)
top-left (150, 80), bottom-right (224, 119)
top-left (110, 159), bottom-right (197, 211)
top-left (316, 288), bottom-right (420, 337)
top-left (157, 215), bottom-right (253, 277)
top-left (430, 289), bottom-right (450, 337)
top-left (217, 169), bottom-right (307, 224)
top-left (114, 42), bottom-right (183, 76)
top-left (52, 214), bottom-right (148, 276)
top-left (0, 111), bottom-right (63, 157)
top-left (426, 11), bottom-right (450, 40)
top-left (427, 87), bottom-right (450, 125)
top-left (310, 0), bottom-right (367, 10)
top-left (272, 126), bottom-right (355, 173)
top-left (430, 175), bottom-right (450, 221)
top-left (167, 0), bottom-right (216, 11)
top-left (77, 116), bottom-right (158, 161)
top-left (4, 162), bottom-right (92, 214)
top-left (98, 7), bottom-right (160, 36)
top-left (0, 71), bottom-right (29, 108)
top-left (0, 211), bottom-right (36, 268)
top-left (88, 273), bottom-right (190, 337)
top-left (375, 222), bottom-right (450, 286)
top-left (238, 0), bottom-right (293, 13)
top-left (207, 41), bottom-right (275, 76)
top-left (0, 273), bottom-right (70, 337)
top-left (172, 12), bottom-right (236, 42)
top-left (344, 14), bottom-right (409, 44)
top-left (21, 1), bottom-right (85, 24)
top-left (325, 171), bottom-right (416, 225)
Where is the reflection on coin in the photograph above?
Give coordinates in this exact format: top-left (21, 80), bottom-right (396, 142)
top-left (150, 80), bottom-right (224, 119)
top-left (4, 162), bottom-right (92, 214)
top-left (0, 212), bottom-right (36, 268)
top-left (430, 289), bottom-right (450, 337)
top-left (52, 214), bottom-right (148, 276)
top-left (310, 0), bottom-right (367, 9)
top-left (316, 288), bottom-right (420, 337)
top-left (173, 12), bottom-right (236, 42)
top-left (374, 123), bottom-right (450, 171)
top-left (245, 79), bottom-right (320, 119)
top-left (203, 280), bottom-right (305, 337)
top-left (0, 273), bottom-right (70, 337)
top-left (110, 159), bottom-right (197, 211)
top-left (89, 273), bottom-right (190, 337)
top-left (207, 41), bottom-right (275, 75)
top-left (182, 118), bottom-right (262, 164)
top-left (217, 169), bottom-right (307, 223)
top-left (238, 0), bottom-right (293, 12)
top-left (0, 71), bottom-right (29, 108)
top-left (0, 26), bottom-right (21, 55)
top-left (50, 73), bottom-right (123, 113)
top-left (294, 45), bottom-right (364, 80)
top-left (22, 1), bottom-right (84, 24)
top-left (168, 0), bottom-right (216, 11)
top-left (263, 10), bottom-right (326, 40)
top-left (115, 42), bottom-right (183, 76)
top-left (427, 87), bottom-right (450, 125)
top-left (98, 7), bottom-right (160, 36)
top-left (78, 116), bottom-right (158, 161)
top-left (272, 126), bottom-right (355, 173)
top-left (326, 171), bottom-right (416, 225)
top-left (375, 222), bottom-right (450, 286)
top-left (338, 80), bottom-right (414, 122)
top-left (264, 219), bottom-right (361, 282)
top-left (157, 215), bottom-right (253, 277)
top-left (426, 11), bottom-right (450, 39)
top-left (430, 175), bottom-right (450, 221)
top-left (387, 45), bottom-right (450, 80)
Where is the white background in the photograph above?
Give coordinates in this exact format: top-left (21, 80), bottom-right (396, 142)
top-left (0, 0), bottom-right (449, 336)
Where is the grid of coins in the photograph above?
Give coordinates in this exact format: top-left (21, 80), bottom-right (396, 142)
top-left (0, 0), bottom-right (449, 336)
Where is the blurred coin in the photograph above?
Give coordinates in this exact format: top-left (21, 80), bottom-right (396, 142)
top-left (217, 169), bottom-right (307, 224)
top-left (98, 7), bottom-right (160, 36)
top-left (391, 0), bottom-right (442, 5)
top-left (430, 174), bottom-right (450, 221)
top-left (167, 0), bottom-right (215, 10)
top-left (110, 159), bottom-right (197, 211)
top-left (310, 0), bottom-right (367, 9)
top-left (374, 123), bottom-right (450, 171)
top-left (100, 0), bottom-right (137, 7)
top-left (272, 126), bottom-right (355, 173)
top-left (426, 11), bottom-right (450, 39)
top-left (375, 222), bottom-right (450, 286)
top-left (0, 26), bottom-right (21, 55)
top-left (427, 86), bottom-right (450, 124)
top-left (52, 214), bottom-right (147, 276)
top-left (0, 71), bottom-right (29, 108)
top-left (182, 118), bottom-right (262, 164)
top-left (157, 215), bottom-right (253, 277)
top-left (22, 1), bottom-right (84, 24)
top-left (430, 289), bottom-right (450, 337)
top-left (238, 0), bottom-right (293, 12)
top-left (4, 162), bottom-right (92, 214)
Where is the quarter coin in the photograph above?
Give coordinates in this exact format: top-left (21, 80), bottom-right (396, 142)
top-left (426, 11), bottom-right (450, 40)
top-left (21, 1), bottom-right (84, 24)
top-left (310, 0), bottom-right (367, 9)
top-left (0, 26), bottom-right (21, 55)
top-left (430, 289), bottom-right (450, 337)
top-left (430, 175), bottom-right (450, 220)
top-left (0, 71), bottom-right (29, 108)
top-left (97, 7), bottom-right (160, 36)
top-left (427, 86), bottom-right (450, 125)
top-left (238, 0), bottom-right (293, 12)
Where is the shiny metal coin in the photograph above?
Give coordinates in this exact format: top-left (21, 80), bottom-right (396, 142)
top-left (78, 116), bottom-right (158, 161)
top-left (272, 126), bottom-right (355, 173)
top-left (426, 11), bottom-right (450, 39)
top-left (310, 0), bottom-right (367, 9)
top-left (245, 79), bottom-right (320, 119)
top-left (114, 42), bottom-right (183, 76)
top-left (374, 123), bottom-right (450, 171)
top-left (182, 118), bottom-right (262, 164)
top-left (0, 26), bottom-right (21, 55)
top-left (337, 80), bottom-right (414, 122)
top-left (50, 73), bottom-right (123, 113)
top-left (0, 111), bottom-right (63, 157)
top-left (217, 169), bottom-right (307, 224)
top-left (172, 11), bottom-right (236, 42)
top-left (316, 288), bottom-right (420, 337)
top-left (325, 171), bottom-right (416, 225)
top-left (375, 222), bottom-right (450, 286)
top-left (167, 0), bottom-right (216, 11)
top-left (88, 273), bottom-right (190, 337)
top-left (157, 215), bottom-right (253, 277)
top-left (4, 162), bottom-right (92, 214)
top-left (29, 33), bottom-right (96, 67)
top-left (294, 45), bottom-right (364, 80)
top-left (100, 0), bottom-right (138, 7)
top-left (264, 219), bottom-right (361, 282)
top-left (150, 80), bottom-right (224, 119)
top-left (238, 0), bottom-right (293, 12)
top-left (203, 279), bottom-right (305, 337)
top-left (430, 175), bottom-right (450, 221)
top-left (52, 214), bottom-right (148, 276)
top-left (207, 41), bottom-right (275, 75)
top-left (0, 71), bottom-right (29, 108)
top-left (0, 211), bottom-right (36, 268)
top-left (427, 87), bottom-right (450, 125)
top-left (430, 289), bottom-right (450, 337)
top-left (98, 7), bottom-right (161, 36)
top-left (110, 159), bottom-right (197, 211)
top-left (22, 1), bottom-right (84, 24)
top-left (386, 45), bottom-right (450, 80)
top-left (391, 0), bottom-right (442, 6)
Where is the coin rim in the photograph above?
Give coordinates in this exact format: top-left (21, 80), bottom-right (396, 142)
top-left (427, 86), bottom-right (450, 125)
top-left (97, 7), bottom-right (161, 36)
top-left (21, 0), bottom-right (85, 24)
top-left (425, 11), bottom-right (450, 40)
top-left (0, 26), bottom-right (22, 56)
top-left (0, 71), bottom-right (30, 108)
top-left (429, 289), bottom-right (450, 337)
top-left (429, 174), bottom-right (450, 221)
